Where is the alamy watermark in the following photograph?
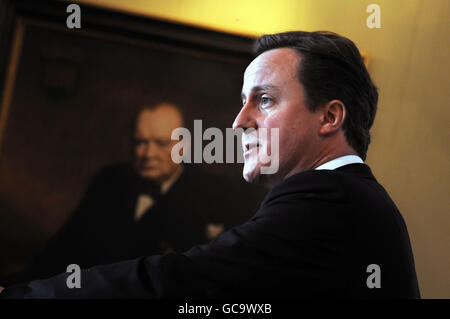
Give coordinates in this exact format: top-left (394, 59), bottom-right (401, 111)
top-left (170, 120), bottom-right (279, 175)
top-left (65, 4), bottom-right (381, 30)
top-left (366, 264), bottom-right (381, 288)
top-left (66, 264), bottom-right (81, 289)
top-left (66, 4), bottom-right (81, 29)
top-left (366, 4), bottom-right (381, 29)
top-left (64, 262), bottom-right (382, 290)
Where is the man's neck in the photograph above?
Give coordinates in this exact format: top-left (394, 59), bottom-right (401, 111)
top-left (279, 148), bottom-right (359, 186)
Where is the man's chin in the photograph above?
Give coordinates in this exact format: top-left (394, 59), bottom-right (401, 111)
top-left (243, 164), bottom-right (279, 188)
top-left (242, 165), bottom-right (261, 184)
top-left (139, 170), bottom-right (162, 181)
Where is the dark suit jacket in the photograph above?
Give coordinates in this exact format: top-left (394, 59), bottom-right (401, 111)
top-left (2, 164), bottom-right (420, 298)
top-left (30, 163), bottom-right (262, 280)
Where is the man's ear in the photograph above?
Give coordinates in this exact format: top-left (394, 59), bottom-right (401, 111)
top-left (318, 100), bottom-right (346, 136)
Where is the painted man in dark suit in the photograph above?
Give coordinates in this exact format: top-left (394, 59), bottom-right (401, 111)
top-left (1, 31), bottom-right (420, 298)
top-left (29, 103), bottom-right (259, 280)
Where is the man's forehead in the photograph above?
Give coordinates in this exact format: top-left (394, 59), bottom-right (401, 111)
top-left (135, 107), bottom-right (182, 137)
top-left (243, 48), bottom-right (300, 88)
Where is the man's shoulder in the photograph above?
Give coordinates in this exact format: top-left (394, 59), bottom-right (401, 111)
top-left (92, 162), bottom-right (136, 182)
top-left (262, 163), bottom-right (374, 206)
top-left (80, 162), bottom-right (138, 197)
top-left (258, 163), bottom-right (398, 225)
top-left (258, 163), bottom-right (405, 235)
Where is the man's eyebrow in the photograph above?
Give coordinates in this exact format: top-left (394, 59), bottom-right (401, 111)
top-left (241, 85), bottom-right (280, 100)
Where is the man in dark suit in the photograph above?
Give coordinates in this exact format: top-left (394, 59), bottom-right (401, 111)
top-left (29, 103), bottom-right (260, 280)
top-left (0, 31), bottom-right (420, 298)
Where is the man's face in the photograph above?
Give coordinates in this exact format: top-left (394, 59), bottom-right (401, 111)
top-left (233, 48), bottom-right (323, 187)
top-left (133, 105), bottom-right (182, 184)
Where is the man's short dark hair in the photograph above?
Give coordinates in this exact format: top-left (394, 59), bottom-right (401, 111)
top-left (254, 31), bottom-right (378, 160)
top-left (131, 102), bottom-right (184, 135)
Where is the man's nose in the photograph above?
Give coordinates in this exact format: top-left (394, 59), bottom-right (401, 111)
top-left (145, 141), bottom-right (159, 158)
top-left (232, 102), bottom-right (258, 130)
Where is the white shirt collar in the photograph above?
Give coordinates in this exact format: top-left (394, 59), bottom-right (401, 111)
top-left (134, 166), bottom-right (183, 221)
top-left (314, 155), bottom-right (364, 171)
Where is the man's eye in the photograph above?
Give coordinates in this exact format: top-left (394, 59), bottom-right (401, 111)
top-left (260, 96), bottom-right (272, 107)
top-left (134, 139), bottom-right (147, 146)
top-left (157, 140), bottom-right (171, 147)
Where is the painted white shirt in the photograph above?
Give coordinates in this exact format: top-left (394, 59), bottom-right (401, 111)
top-left (314, 155), bottom-right (364, 170)
top-left (134, 166), bottom-right (183, 221)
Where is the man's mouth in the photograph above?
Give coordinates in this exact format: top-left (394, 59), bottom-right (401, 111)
top-left (141, 162), bottom-right (159, 170)
top-left (244, 142), bottom-right (261, 157)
